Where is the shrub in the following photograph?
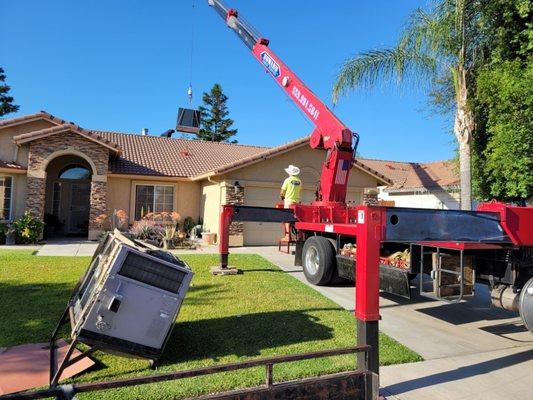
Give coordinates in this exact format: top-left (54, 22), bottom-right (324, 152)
top-left (12, 212), bottom-right (44, 244)
top-left (183, 216), bottom-right (196, 235)
top-left (129, 219), bottom-right (165, 243)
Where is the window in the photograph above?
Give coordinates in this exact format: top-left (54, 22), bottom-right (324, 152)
top-left (52, 182), bottom-right (61, 216)
top-left (135, 185), bottom-right (174, 219)
top-left (0, 176), bottom-right (13, 221)
top-left (58, 165), bottom-right (92, 180)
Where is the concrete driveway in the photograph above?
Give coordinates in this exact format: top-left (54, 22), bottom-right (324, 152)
top-left (228, 246), bottom-right (533, 400)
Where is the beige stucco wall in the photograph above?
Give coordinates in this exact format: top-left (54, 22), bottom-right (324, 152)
top-left (0, 120), bottom-right (55, 167)
top-left (9, 174), bottom-right (27, 220)
top-left (107, 176), bottom-right (201, 225)
top-left (201, 145), bottom-right (382, 244)
top-left (200, 180), bottom-right (223, 234)
top-left (378, 187), bottom-right (461, 210)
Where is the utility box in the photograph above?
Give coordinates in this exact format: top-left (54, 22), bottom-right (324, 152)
top-left (69, 230), bottom-right (193, 360)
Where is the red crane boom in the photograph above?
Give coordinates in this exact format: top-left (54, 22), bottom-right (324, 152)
top-left (208, 0), bottom-right (359, 203)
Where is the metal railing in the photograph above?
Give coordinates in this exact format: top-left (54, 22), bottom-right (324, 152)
top-left (2, 346), bottom-right (370, 400)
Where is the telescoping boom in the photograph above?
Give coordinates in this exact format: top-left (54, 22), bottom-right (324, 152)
top-left (207, 0), bottom-right (359, 204)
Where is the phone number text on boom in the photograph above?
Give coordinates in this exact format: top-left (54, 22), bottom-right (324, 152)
top-left (291, 86), bottom-right (320, 120)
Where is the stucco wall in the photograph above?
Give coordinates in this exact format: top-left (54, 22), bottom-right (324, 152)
top-left (200, 180), bottom-right (223, 234)
top-left (0, 120), bottom-right (55, 167)
top-left (201, 146), bottom-right (382, 244)
top-left (107, 176), bottom-right (201, 225)
top-left (378, 187), bottom-right (461, 210)
top-left (10, 174), bottom-right (27, 220)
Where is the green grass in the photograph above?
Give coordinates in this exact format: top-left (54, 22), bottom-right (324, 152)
top-left (0, 250), bottom-right (421, 399)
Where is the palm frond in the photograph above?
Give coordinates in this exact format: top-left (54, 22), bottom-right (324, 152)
top-left (333, 48), bottom-right (436, 103)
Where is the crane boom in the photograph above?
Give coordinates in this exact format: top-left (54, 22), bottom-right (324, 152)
top-left (207, 0), bottom-right (359, 203)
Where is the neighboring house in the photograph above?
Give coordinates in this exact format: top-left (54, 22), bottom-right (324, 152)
top-left (0, 111), bottom-right (391, 245)
top-left (359, 158), bottom-right (460, 209)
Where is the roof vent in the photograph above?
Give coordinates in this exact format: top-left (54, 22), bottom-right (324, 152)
top-left (141, 128), bottom-right (148, 136)
top-left (160, 129), bottom-right (175, 138)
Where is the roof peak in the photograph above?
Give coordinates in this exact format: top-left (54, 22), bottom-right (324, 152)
top-left (92, 129), bottom-right (269, 149)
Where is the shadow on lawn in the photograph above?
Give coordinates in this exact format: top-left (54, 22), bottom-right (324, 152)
top-left (0, 281), bottom-right (74, 347)
top-left (162, 309), bottom-right (336, 364)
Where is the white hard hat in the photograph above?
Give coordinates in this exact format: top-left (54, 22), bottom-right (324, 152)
top-left (284, 165), bottom-right (300, 176)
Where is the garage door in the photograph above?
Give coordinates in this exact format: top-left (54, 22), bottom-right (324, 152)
top-left (243, 185), bottom-right (315, 246)
top-left (243, 186), bottom-right (283, 246)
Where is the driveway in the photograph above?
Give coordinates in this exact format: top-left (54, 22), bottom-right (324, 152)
top-left (226, 246), bottom-right (533, 400)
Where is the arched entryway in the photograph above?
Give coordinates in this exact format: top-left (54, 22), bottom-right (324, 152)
top-left (44, 155), bottom-right (93, 237)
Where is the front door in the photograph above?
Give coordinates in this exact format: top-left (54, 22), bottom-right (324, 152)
top-left (69, 183), bottom-right (91, 234)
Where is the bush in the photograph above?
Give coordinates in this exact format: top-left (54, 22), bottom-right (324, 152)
top-left (12, 212), bottom-right (44, 244)
top-left (129, 219), bottom-right (165, 243)
top-left (183, 216), bottom-right (196, 235)
top-left (0, 223), bottom-right (8, 244)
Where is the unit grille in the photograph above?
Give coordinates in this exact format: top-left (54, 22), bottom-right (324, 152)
top-left (119, 252), bottom-right (186, 293)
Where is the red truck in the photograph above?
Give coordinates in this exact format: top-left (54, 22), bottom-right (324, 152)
top-left (207, 0), bottom-right (533, 376)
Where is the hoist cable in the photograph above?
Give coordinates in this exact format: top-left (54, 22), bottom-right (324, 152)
top-left (188, 0), bottom-right (196, 104)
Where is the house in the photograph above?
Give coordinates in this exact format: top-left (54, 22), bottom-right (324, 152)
top-left (359, 158), bottom-right (460, 209)
top-left (0, 111), bottom-right (392, 245)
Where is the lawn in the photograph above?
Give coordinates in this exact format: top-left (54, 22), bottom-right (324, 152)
top-left (0, 250), bottom-right (421, 399)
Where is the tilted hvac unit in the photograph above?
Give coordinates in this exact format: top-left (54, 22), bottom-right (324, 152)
top-left (49, 230), bottom-right (193, 385)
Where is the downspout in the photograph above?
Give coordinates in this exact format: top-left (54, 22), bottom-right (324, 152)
top-left (12, 145), bottom-right (19, 163)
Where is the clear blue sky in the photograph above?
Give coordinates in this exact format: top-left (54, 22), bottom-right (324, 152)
top-left (2, 0), bottom-right (454, 162)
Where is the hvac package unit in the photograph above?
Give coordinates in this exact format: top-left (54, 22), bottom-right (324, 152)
top-left (49, 230), bottom-right (193, 385)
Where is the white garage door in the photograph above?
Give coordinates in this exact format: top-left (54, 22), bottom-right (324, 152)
top-left (243, 186), bottom-right (283, 246)
top-left (243, 185), bottom-right (316, 246)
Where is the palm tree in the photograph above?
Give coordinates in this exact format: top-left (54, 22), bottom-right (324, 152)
top-left (333, 0), bottom-right (481, 210)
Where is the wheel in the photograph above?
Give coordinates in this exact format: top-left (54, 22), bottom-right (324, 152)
top-left (302, 236), bottom-right (336, 286)
top-left (519, 277), bottom-right (533, 332)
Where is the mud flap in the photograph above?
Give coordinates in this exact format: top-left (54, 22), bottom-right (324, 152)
top-left (379, 264), bottom-right (411, 299)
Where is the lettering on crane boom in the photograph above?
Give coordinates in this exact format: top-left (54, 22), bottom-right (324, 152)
top-left (292, 86), bottom-right (320, 120)
top-left (260, 52), bottom-right (281, 77)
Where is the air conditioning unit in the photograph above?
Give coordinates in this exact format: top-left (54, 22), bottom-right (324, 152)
top-left (50, 230), bottom-right (193, 385)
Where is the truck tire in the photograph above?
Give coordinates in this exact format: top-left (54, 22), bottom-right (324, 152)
top-left (302, 236), bottom-right (335, 286)
top-left (519, 277), bottom-right (533, 332)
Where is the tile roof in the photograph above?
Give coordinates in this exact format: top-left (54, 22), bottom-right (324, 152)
top-left (358, 158), bottom-right (459, 191)
top-left (0, 110), bottom-right (74, 129)
top-left (0, 160), bottom-right (25, 170)
top-left (96, 131), bottom-right (267, 178)
top-left (0, 112), bottom-right (433, 184)
top-left (13, 124), bottom-right (122, 154)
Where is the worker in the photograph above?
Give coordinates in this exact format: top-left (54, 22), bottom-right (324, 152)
top-left (280, 165), bottom-right (301, 208)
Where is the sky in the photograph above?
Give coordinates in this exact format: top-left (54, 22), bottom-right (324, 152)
top-left (1, 0), bottom-right (454, 162)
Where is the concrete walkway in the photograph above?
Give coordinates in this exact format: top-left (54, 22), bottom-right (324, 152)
top-left (28, 242), bottom-right (533, 399)
top-left (35, 239), bottom-right (98, 256)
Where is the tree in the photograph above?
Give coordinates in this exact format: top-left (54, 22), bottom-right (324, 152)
top-left (471, 0), bottom-right (532, 203)
top-left (0, 67), bottom-right (19, 117)
top-left (333, 0), bottom-right (484, 210)
top-left (197, 83), bottom-right (238, 142)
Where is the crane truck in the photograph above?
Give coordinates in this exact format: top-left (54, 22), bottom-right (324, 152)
top-left (207, 0), bottom-right (533, 376)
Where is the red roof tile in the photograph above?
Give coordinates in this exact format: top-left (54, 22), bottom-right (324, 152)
top-left (96, 131), bottom-right (267, 178)
top-left (358, 158), bottom-right (459, 190)
top-left (0, 160), bottom-right (25, 170)
top-left (13, 124), bottom-right (121, 154)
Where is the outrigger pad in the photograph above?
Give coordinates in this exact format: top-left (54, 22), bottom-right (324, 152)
top-left (176, 107), bottom-right (201, 134)
top-left (0, 340), bottom-right (94, 395)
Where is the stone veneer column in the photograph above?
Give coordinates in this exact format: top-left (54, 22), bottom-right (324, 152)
top-left (363, 188), bottom-right (379, 206)
top-left (88, 180), bottom-right (107, 240)
top-left (25, 174), bottom-right (46, 218)
top-left (225, 183), bottom-right (244, 246)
